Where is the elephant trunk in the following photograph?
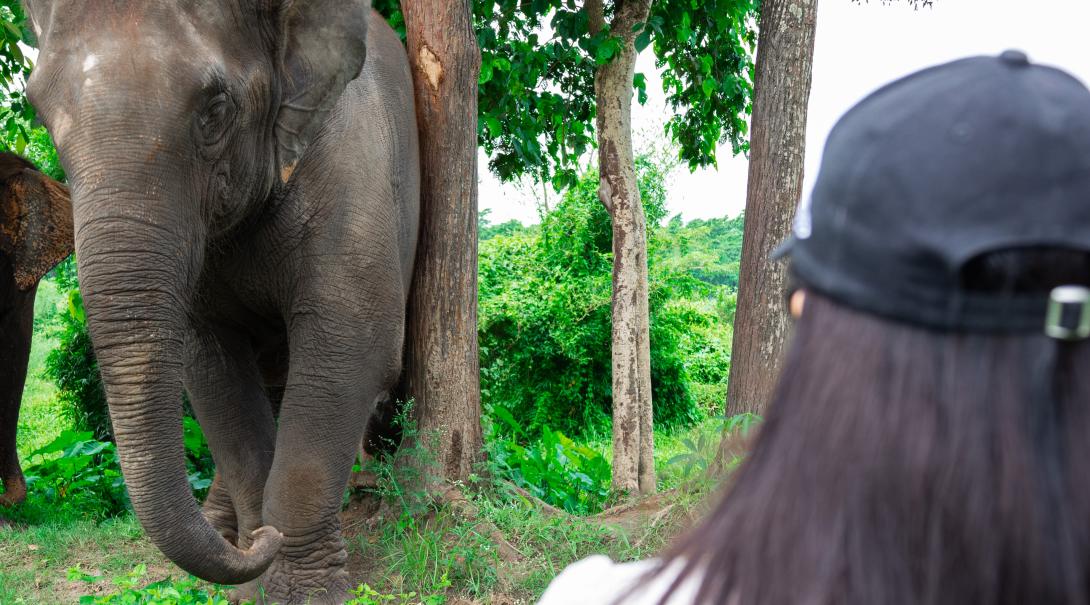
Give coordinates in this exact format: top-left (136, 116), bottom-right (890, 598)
top-left (74, 188), bottom-right (280, 585)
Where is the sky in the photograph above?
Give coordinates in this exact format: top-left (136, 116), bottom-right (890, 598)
top-left (479, 0), bottom-right (1090, 226)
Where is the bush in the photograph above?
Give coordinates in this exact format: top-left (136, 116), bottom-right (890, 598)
top-left (488, 411), bottom-right (612, 514)
top-left (20, 429), bottom-right (128, 519)
top-left (479, 157), bottom-right (730, 439)
top-left (43, 257), bottom-right (112, 441)
top-left (7, 420), bottom-right (215, 521)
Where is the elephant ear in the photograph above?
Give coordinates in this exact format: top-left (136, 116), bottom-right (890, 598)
top-left (0, 153), bottom-right (73, 290)
top-left (273, 0), bottom-right (371, 183)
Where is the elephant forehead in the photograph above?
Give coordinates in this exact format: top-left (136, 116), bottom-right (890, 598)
top-left (39, 4), bottom-right (228, 90)
top-left (31, 12), bottom-right (228, 147)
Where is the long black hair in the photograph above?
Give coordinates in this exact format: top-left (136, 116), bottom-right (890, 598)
top-left (652, 248), bottom-right (1090, 605)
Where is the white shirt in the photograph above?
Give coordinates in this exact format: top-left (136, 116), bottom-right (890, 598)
top-left (538, 556), bottom-right (702, 605)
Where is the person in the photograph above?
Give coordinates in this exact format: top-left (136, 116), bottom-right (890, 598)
top-left (539, 50), bottom-right (1090, 605)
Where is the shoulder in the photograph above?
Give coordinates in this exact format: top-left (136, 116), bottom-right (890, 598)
top-left (537, 556), bottom-right (700, 605)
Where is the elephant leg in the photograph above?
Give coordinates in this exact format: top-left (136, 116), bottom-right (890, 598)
top-left (0, 284), bottom-right (36, 508)
top-left (246, 317), bottom-right (398, 605)
top-left (183, 328), bottom-right (276, 548)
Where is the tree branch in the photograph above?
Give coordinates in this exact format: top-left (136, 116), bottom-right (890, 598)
top-left (586, 0), bottom-right (605, 36)
top-left (612, 0), bottom-right (652, 39)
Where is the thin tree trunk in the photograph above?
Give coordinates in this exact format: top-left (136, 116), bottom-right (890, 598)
top-left (725, 0), bottom-right (818, 421)
top-left (401, 0), bottom-right (483, 483)
top-left (591, 0), bottom-right (656, 497)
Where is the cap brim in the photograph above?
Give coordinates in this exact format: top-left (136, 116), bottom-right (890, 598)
top-left (771, 236), bottom-right (796, 260)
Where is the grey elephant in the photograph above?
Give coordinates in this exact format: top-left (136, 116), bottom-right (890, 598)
top-left (0, 153), bottom-right (73, 511)
top-left (23, 1), bottom-right (420, 603)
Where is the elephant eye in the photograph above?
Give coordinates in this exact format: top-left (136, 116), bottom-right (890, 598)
top-left (197, 92), bottom-right (236, 148)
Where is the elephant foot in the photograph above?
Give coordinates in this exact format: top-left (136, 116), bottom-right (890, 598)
top-left (0, 473), bottom-right (26, 508)
top-left (231, 530), bottom-right (351, 605)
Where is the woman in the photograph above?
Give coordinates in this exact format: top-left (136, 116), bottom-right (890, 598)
top-left (540, 50), bottom-right (1090, 605)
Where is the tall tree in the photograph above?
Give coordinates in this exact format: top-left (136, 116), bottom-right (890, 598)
top-left (399, 0), bottom-right (483, 482)
top-left (475, 0), bottom-right (757, 496)
top-left (725, 0), bottom-right (819, 418)
top-left (587, 0), bottom-right (655, 496)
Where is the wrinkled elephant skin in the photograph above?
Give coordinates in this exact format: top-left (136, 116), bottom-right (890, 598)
top-left (23, 1), bottom-right (420, 603)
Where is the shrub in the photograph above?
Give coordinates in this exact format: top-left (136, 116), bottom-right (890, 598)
top-left (489, 420), bottom-right (612, 515)
top-left (9, 420), bottom-right (215, 520)
top-left (478, 157), bottom-right (724, 439)
top-left (19, 429), bottom-right (128, 518)
top-left (43, 257), bottom-right (112, 441)
top-left (666, 413), bottom-right (761, 481)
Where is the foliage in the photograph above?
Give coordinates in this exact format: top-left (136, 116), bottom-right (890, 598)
top-left (647, 0), bottom-right (760, 169)
top-left (182, 417), bottom-right (215, 501)
top-left (354, 406), bottom-right (499, 598)
top-left (347, 581), bottom-right (449, 605)
top-left (659, 213), bottom-right (746, 290)
top-left (478, 209), bottom-right (528, 241)
top-left (21, 124), bottom-right (64, 181)
top-left (17, 430), bottom-right (129, 519)
top-left (42, 257), bottom-right (112, 441)
top-left (355, 400), bottom-right (438, 515)
top-left (479, 157), bottom-right (736, 438)
top-left (489, 421), bottom-right (612, 515)
top-left (667, 413), bottom-right (760, 480)
top-left (69, 563), bottom-right (451, 605)
top-left (370, 1), bottom-right (758, 188)
top-left (476, 0), bottom-right (758, 186)
top-left (0, 0), bottom-right (36, 155)
top-left (6, 419), bottom-right (214, 521)
top-left (70, 565), bottom-right (232, 605)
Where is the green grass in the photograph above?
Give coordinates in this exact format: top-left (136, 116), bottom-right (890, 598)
top-left (0, 515), bottom-right (177, 605)
top-left (345, 478), bottom-right (713, 603)
top-left (17, 277), bottom-right (66, 459)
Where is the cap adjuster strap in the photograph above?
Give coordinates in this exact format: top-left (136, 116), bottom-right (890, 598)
top-left (1045, 285), bottom-right (1090, 341)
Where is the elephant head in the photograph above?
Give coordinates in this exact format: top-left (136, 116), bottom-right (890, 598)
top-left (22, 0), bottom-right (372, 584)
top-left (0, 152), bottom-right (72, 509)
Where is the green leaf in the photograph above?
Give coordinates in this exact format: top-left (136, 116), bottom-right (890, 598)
top-left (479, 60), bottom-right (494, 85)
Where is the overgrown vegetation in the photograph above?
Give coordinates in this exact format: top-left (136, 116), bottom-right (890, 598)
top-left (479, 156), bottom-right (742, 439)
top-left (43, 258), bottom-right (111, 442)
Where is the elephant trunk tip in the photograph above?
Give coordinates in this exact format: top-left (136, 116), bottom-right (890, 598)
top-left (205, 525), bottom-right (283, 586)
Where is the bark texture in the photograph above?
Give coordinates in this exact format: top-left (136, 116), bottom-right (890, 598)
top-left (726, 0), bottom-right (818, 418)
top-left (591, 0), bottom-right (656, 496)
top-left (401, 0), bottom-right (484, 482)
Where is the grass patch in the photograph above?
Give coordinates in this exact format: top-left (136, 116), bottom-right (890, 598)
top-left (18, 277), bottom-right (66, 460)
top-left (0, 516), bottom-right (176, 605)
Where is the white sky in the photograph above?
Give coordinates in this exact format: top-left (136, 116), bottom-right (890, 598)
top-left (479, 0), bottom-right (1090, 225)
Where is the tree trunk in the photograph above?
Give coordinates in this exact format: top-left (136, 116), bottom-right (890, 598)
top-left (591, 0), bottom-right (656, 497)
top-left (400, 0), bottom-right (483, 483)
top-left (725, 0), bottom-right (818, 420)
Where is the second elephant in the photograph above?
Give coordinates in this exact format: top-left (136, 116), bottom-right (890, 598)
top-left (0, 152), bottom-right (72, 509)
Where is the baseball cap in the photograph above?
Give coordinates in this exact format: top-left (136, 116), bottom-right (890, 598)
top-left (776, 50), bottom-right (1090, 337)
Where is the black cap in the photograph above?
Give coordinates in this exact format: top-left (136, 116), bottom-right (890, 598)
top-left (777, 51), bottom-right (1090, 334)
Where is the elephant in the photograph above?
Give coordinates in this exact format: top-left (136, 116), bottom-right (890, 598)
top-left (23, 1), bottom-right (420, 603)
top-left (0, 153), bottom-right (73, 511)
